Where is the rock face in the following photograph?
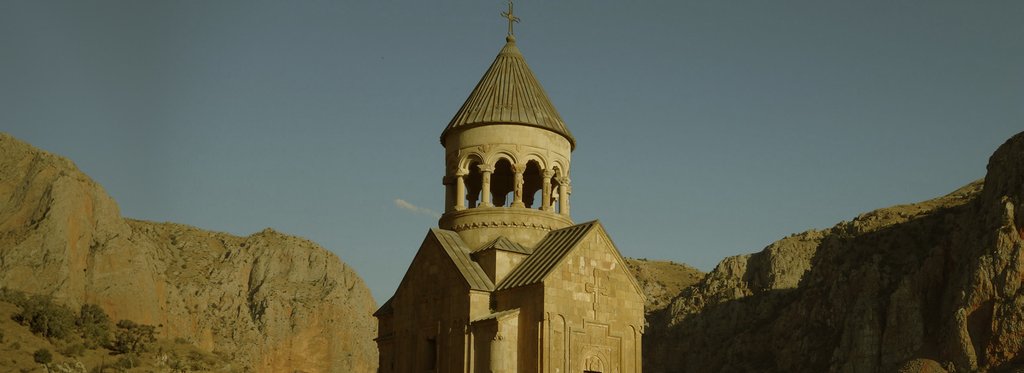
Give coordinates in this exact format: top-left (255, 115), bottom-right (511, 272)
top-left (645, 131), bottom-right (1024, 373)
top-left (624, 258), bottom-right (704, 314)
top-left (0, 133), bottom-right (377, 372)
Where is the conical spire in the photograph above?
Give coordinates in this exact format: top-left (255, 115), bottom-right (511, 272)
top-left (442, 36), bottom-right (575, 149)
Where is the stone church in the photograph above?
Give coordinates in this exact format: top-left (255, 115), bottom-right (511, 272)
top-left (375, 16), bottom-right (645, 373)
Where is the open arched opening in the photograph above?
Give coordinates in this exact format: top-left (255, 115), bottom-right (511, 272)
top-left (491, 158), bottom-right (515, 207)
top-left (465, 160), bottom-right (482, 208)
top-left (523, 160), bottom-right (543, 209)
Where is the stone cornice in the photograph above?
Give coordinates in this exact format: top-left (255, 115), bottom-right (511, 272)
top-left (439, 207), bottom-right (573, 232)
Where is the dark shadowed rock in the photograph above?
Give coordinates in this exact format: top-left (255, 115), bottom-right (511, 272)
top-left (644, 131), bottom-right (1024, 373)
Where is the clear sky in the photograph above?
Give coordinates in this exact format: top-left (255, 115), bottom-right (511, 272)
top-left (2, 1), bottom-right (1022, 302)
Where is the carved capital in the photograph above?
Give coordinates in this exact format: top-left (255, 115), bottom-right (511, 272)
top-left (512, 163), bottom-right (527, 173)
top-left (477, 164), bottom-right (495, 173)
top-left (556, 176), bottom-right (571, 185)
top-left (542, 170), bottom-right (555, 178)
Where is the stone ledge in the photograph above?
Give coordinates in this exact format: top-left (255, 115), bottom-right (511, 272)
top-left (439, 207), bottom-right (573, 232)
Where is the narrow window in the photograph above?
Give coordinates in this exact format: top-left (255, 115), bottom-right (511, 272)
top-left (426, 337), bottom-right (437, 370)
top-left (551, 167), bottom-right (562, 213)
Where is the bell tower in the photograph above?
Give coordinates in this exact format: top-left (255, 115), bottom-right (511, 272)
top-left (438, 32), bottom-right (575, 249)
top-left (376, 5), bottom-right (646, 373)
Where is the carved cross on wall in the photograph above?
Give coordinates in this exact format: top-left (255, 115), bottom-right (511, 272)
top-left (585, 269), bottom-right (609, 313)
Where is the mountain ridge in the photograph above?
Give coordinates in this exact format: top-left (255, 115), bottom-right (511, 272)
top-left (0, 132), bottom-right (378, 372)
top-left (642, 131), bottom-right (1024, 373)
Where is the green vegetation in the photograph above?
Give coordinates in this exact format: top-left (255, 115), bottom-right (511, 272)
top-left (0, 287), bottom-right (27, 304)
top-left (112, 320), bottom-right (157, 354)
top-left (113, 354), bottom-right (139, 369)
top-left (165, 350), bottom-right (218, 372)
top-left (1, 288), bottom-right (116, 348)
top-left (77, 304), bottom-right (112, 348)
top-left (12, 294), bottom-right (76, 340)
top-left (33, 348), bottom-right (52, 364)
top-left (59, 342), bottom-right (86, 357)
top-left (0, 289), bottom-right (231, 372)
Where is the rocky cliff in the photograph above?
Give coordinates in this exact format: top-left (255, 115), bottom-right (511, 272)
top-left (645, 131), bottom-right (1024, 373)
top-left (624, 258), bottom-right (704, 314)
top-left (0, 133), bottom-right (377, 372)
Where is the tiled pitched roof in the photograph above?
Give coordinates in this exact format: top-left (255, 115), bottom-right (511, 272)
top-left (441, 36), bottom-right (575, 149)
top-left (473, 236), bottom-right (531, 255)
top-left (431, 228), bottom-right (495, 291)
top-left (495, 221), bottom-right (598, 291)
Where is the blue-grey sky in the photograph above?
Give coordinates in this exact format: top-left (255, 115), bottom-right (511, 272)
top-left (2, 1), bottom-right (1022, 302)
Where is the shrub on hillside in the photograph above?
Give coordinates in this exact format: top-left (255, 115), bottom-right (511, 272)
top-left (91, 361), bottom-right (115, 373)
top-left (33, 348), bottom-right (52, 364)
top-left (113, 354), bottom-right (139, 369)
top-left (111, 320), bottom-right (156, 354)
top-left (168, 353), bottom-right (190, 373)
top-left (59, 342), bottom-right (86, 357)
top-left (12, 294), bottom-right (75, 340)
top-left (0, 287), bottom-right (28, 305)
top-left (76, 304), bottom-right (111, 348)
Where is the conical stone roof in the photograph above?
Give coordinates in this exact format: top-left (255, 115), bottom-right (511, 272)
top-left (442, 35), bottom-right (575, 149)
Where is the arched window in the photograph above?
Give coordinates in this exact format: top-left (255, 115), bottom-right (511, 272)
top-left (491, 158), bottom-right (515, 207)
top-left (523, 160), bottom-right (543, 209)
top-left (465, 160), bottom-right (482, 208)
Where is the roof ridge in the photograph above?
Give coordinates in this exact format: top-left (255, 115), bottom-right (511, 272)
top-left (431, 228), bottom-right (495, 291)
top-left (473, 235), bottom-right (531, 255)
top-left (495, 222), bottom-right (598, 290)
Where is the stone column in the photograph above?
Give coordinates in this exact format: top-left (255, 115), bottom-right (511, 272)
top-left (443, 175), bottom-right (454, 213)
top-left (479, 164), bottom-right (495, 208)
top-left (541, 170), bottom-right (554, 211)
top-left (511, 163), bottom-right (526, 208)
top-left (454, 171), bottom-right (466, 211)
top-left (490, 333), bottom-right (505, 373)
top-left (557, 176), bottom-right (570, 216)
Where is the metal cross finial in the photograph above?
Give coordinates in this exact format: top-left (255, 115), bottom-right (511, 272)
top-left (501, 1), bottom-right (520, 36)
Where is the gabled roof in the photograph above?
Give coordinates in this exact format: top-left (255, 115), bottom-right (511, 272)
top-left (495, 221), bottom-right (598, 290)
top-left (430, 228), bottom-right (495, 291)
top-left (441, 36), bottom-right (575, 149)
top-left (375, 229), bottom-right (493, 318)
top-left (473, 236), bottom-right (531, 255)
top-left (373, 296), bottom-right (393, 317)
